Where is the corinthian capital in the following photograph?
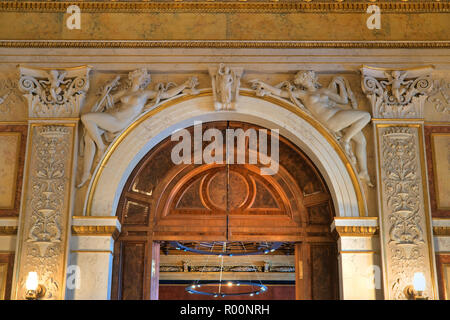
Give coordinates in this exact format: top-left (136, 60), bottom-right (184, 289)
top-left (18, 65), bottom-right (92, 118)
top-left (360, 65), bottom-right (434, 119)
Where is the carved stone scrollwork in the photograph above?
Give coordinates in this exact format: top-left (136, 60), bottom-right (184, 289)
top-left (361, 66), bottom-right (434, 119)
top-left (18, 65), bottom-right (91, 118)
top-left (19, 125), bottom-right (73, 299)
top-left (27, 126), bottom-right (68, 256)
top-left (380, 127), bottom-right (433, 299)
top-left (382, 128), bottom-right (423, 246)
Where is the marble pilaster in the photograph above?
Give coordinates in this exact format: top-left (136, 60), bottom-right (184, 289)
top-left (66, 216), bottom-right (120, 300)
top-left (11, 65), bottom-right (91, 299)
top-left (361, 66), bottom-right (439, 300)
top-left (332, 217), bottom-right (382, 300)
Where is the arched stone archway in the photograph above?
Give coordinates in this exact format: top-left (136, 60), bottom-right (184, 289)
top-left (84, 91), bottom-right (365, 219)
top-left (112, 121), bottom-right (339, 300)
top-left (71, 90), bottom-right (377, 300)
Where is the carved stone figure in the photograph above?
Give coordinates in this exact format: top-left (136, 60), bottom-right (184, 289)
top-left (77, 68), bottom-right (199, 187)
top-left (381, 71), bottom-right (413, 104)
top-left (380, 127), bottom-right (431, 299)
top-left (360, 66), bottom-right (433, 118)
top-left (18, 65), bottom-right (91, 118)
top-left (47, 70), bottom-right (68, 101)
top-left (250, 71), bottom-right (373, 186)
top-left (209, 63), bottom-right (243, 110)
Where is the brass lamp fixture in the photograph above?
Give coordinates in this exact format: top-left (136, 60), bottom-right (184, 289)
top-left (25, 272), bottom-right (46, 300)
top-left (404, 272), bottom-right (428, 300)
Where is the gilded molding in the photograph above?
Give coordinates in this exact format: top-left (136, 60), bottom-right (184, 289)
top-left (1, 40), bottom-right (449, 49)
top-left (0, 226), bottom-right (18, 236)
top-left (335, 226), bottom-right (379, 237)
top-left (433, 226), bottom-right (450, 237)
top-left (0, 1), bottom-right (448, 13)
top-left (72, 225), bottom-right (120, 239)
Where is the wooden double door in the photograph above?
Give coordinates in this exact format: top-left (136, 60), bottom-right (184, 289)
top-left (111, 121), bottom-right (339, 300)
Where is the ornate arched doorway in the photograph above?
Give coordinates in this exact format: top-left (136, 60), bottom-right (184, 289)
top-left (111, 121), bottom-right (339, 300)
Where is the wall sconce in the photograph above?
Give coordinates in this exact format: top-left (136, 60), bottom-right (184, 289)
top-left (404, 272), bottom-right (427, 300)
top-left (25, 272), bottom-right (46, 300)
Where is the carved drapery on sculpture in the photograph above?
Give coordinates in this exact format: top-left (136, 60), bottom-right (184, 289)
top-left (77, 68), bottom-right (200, 188)
top-left (378, 127), bottom-right (435, 299)
top-left (249, 71), bottom-right (373, 187)
top-left (209, 63), bottom-right (243, 111)
top-left (14, 125), bottom-right (75, 299)
top-left (361, 66), bottom-right (434, 119)
top-left (18, 65), bottom-right (91, 118)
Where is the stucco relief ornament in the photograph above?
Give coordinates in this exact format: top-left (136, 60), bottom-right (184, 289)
top-left (0, 78), bottom-right (21, 114)
top-left (23, 125), bottom-right (70, 299)
top-left (209, 63), bottom-right (243, 111)
top-left (428, 79), bottom-right (450, 114)
top-left (360, 66), bottom-right (433, 119)
top-left (249, 71), bottom-right (373, 187)
top-left (381, 127), bottom-right (429, 299)
top-left (18, 66), bottom-right (91, 118)
top-left (77, 68), bottom-right (200, 187)
top-left (382, 128), bottom-right (424, 246)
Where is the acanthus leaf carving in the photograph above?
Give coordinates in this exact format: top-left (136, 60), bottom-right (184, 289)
top-left (18, 65), bottom-right (91, 118)
top-left (361, 66), bottom-right (434, 119)
top-left (21, 125), bottom-right (72, 300)
top-left (382, 128), bottom-right (423, 246)
top-left (380, 126), bottom-right (432, 300)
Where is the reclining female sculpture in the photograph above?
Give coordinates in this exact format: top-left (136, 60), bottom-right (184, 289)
top-left (77, 68), bottom-right (199, 187)
top-left (250, 71), bottom-right (373, 187)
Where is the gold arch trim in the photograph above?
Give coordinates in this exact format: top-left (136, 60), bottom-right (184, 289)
top-left (85, 91), bottom-right (366, 217)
